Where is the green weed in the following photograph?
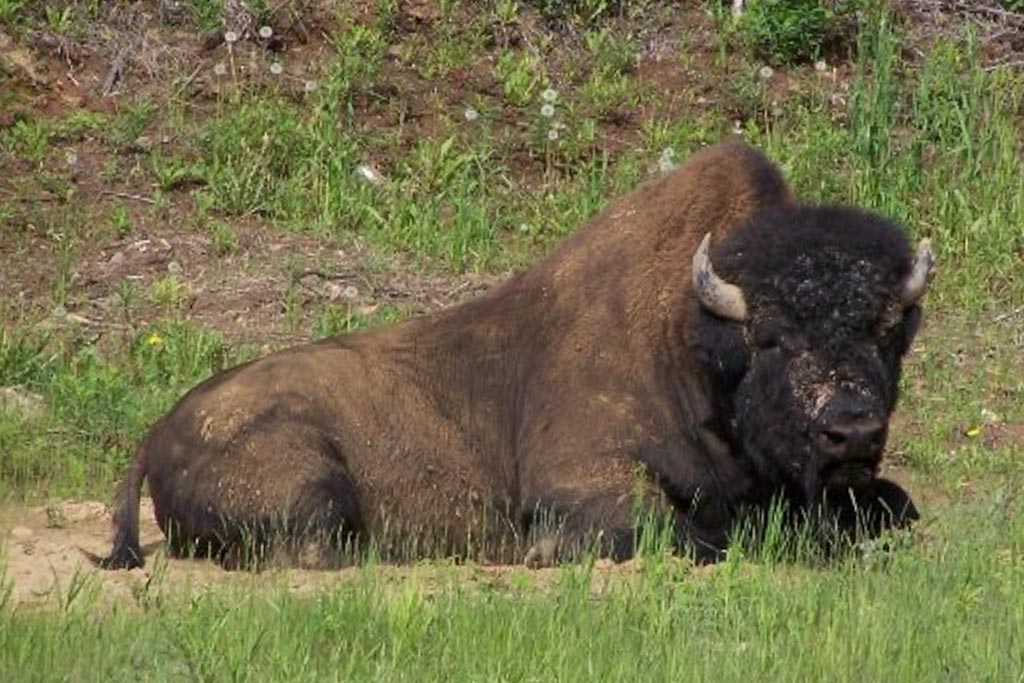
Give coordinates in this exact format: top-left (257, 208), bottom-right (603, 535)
top-left (3, 119), bottom-right (50, 166)
top-left (733, 0), bottom-right (849, 64)
top-left (494, 49), bottom-right (546, 107)
top-left (108, 202), bottom-right (132, 237)
top-left (148, 275), bottom-right (193, 313)
top-left (311, 303), bottom-right (406, 340)
top-left (188, 0), bottom-right (224, 33)
top-left (196, 99), bottom-right (311, 217)
top-left (150, 152), bottom-right (202, 192)
top-left (205, 219), bottom-right (238, 256)
top-left (108, 100), bottom-right (153, 150)
top-left (0, 322), bottom-right (237, 498)
top-left (0, 0), bottom-right (27, 27)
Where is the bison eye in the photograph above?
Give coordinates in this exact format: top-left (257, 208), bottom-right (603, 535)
top-left (754, 326), bottom-right (782, 351)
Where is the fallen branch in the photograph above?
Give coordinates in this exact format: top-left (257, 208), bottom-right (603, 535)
top-left (100, 190), bottom-right (155, 204)
top-left (292, 268), bottom-right (358, 283)
top-left (984, 59), bottom-right (1024, 72)
top-left (101, 48), bottom-right (129, 96)
top-left (905, 0), bottom-right (1024, 25)
top-left (992, 305), bottom-right (1024, 323)
top-left (174, 64), bottom-right (202, 96)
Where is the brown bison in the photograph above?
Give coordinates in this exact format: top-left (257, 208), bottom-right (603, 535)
top-left (96, 142), bottom-right (932, 570)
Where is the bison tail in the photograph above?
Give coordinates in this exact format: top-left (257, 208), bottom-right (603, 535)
top-left (89, 449), bottom-right (148, 570)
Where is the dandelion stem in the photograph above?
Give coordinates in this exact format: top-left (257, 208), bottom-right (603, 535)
top-left (227, 42), bottom-right (237, 91)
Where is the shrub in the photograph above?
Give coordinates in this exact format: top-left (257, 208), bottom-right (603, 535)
top-left (737, 0), bottom-right (847, 64)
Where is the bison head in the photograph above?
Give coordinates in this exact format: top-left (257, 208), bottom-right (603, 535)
top-left (692, 206), bottom-right (933, 505)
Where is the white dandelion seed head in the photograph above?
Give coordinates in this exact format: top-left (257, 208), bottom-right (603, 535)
top-left (660, 147), bottom-right (675, 160)
top-left (518, 223), bottom-right (530, 234)
top-left (814, 59), bottom-right (828, 72)
top-left (213, 62), bottom-right (227, 76)
top-left (357, 164), bottom-right (384, 185)
top-left (224, 30), bottom-right (239, 44)
top-left (540, 103), bottom-right (555, 118)
top-left (258, 25), bottom-right (273, 39)
top-left (304, 80), bottom-right (318, 93)
top-left (270, 62), bottom-right (284, 75)
top-left (542, 88), bottom-right (558, 103)
top-left (464, 107), bottom-right (479, 122)
top-left (65, 150), bottom-right (78, 166)
top-left (758, 65), bottom-right (774, 80)
top-left (658, 156), bottom-right (677, 173)
top-left (547, 128), bottom-right (559, 141)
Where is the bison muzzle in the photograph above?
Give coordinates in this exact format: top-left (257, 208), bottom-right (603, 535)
top-left (95, 142), bottom-right (933, 570)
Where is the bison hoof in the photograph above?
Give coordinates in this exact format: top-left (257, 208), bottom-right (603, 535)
top-left (524, 536), bottom-right (558, 569)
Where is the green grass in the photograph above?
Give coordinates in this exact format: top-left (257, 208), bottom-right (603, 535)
top-left (0, 322), bottom-right (239, 498)
top-left (2, 494), bottom-right (1023, 680)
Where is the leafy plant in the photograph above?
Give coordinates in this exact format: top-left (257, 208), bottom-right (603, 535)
top-left (0, 0), bottom-right (28, 26)
top-left (494, 49), bottom-right (545, 107)
top-left (109, 100), bottom-right (154, 150)
top-left (527, 0), bottom-right (637, 26)
top-left (3, 119), bottom-right (50, 166)
top-left (736, 0), bottom-right (846, 64)
top-left (583, 28), bottom-right (636, 77)
top-left (188, 0), bottom-right (224, 33)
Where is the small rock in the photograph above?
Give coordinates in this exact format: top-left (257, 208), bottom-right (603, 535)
top-left (167, 260), bottom-right (183, 275)
top-left (108, 250), bottom-right (126, 267)
top-left (0, 386), bottom-right (46, 420)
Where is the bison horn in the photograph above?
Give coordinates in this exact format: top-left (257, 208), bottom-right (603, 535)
top-left (692, 233), bottom-right (748, 322)
top-left (901, 238), bottom-right (935, 306)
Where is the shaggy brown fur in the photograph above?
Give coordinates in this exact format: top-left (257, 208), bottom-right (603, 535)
top-left (95, 142), bottom-right (924, 570)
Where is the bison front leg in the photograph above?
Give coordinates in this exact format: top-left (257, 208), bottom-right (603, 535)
top-left (824, 477), bottom-right (919, 538)
top-left (521, 488), bottom-right (678, 568)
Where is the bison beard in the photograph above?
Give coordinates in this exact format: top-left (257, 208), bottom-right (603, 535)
top-left (94, 142), bottom-right (932, 571)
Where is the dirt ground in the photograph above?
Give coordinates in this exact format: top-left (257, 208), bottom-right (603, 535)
top-left (2, 496), bottom-right (673, 608)
top-left (2, 497), bottom-right (224, 607)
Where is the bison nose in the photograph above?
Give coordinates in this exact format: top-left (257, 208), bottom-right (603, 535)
top-left (815, 417), bottom-right (887, 464)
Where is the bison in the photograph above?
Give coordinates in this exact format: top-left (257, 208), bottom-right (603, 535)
top-left (96, 142), bottom-right (932, 570)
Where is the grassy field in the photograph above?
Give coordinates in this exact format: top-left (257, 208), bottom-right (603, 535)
top-left (1, 0), bottom-right (1023, 680)
top-left (2, 506), bottom-right (1023, 681)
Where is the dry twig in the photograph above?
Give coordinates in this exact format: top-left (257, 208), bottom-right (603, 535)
top-left (100, 191), bottom-right (156, 205)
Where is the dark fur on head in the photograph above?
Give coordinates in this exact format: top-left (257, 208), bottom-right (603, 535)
top-left (694, 206), bottom-right (923, 505)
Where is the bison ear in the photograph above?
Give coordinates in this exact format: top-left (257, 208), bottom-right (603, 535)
top-left (692, 233), bottom-right (748, 322)
top-left (901, 238), bottom-right (935, 306)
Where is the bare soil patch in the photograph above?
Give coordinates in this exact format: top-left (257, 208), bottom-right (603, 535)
top-left (2, 497), bottom-right (699, 609)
